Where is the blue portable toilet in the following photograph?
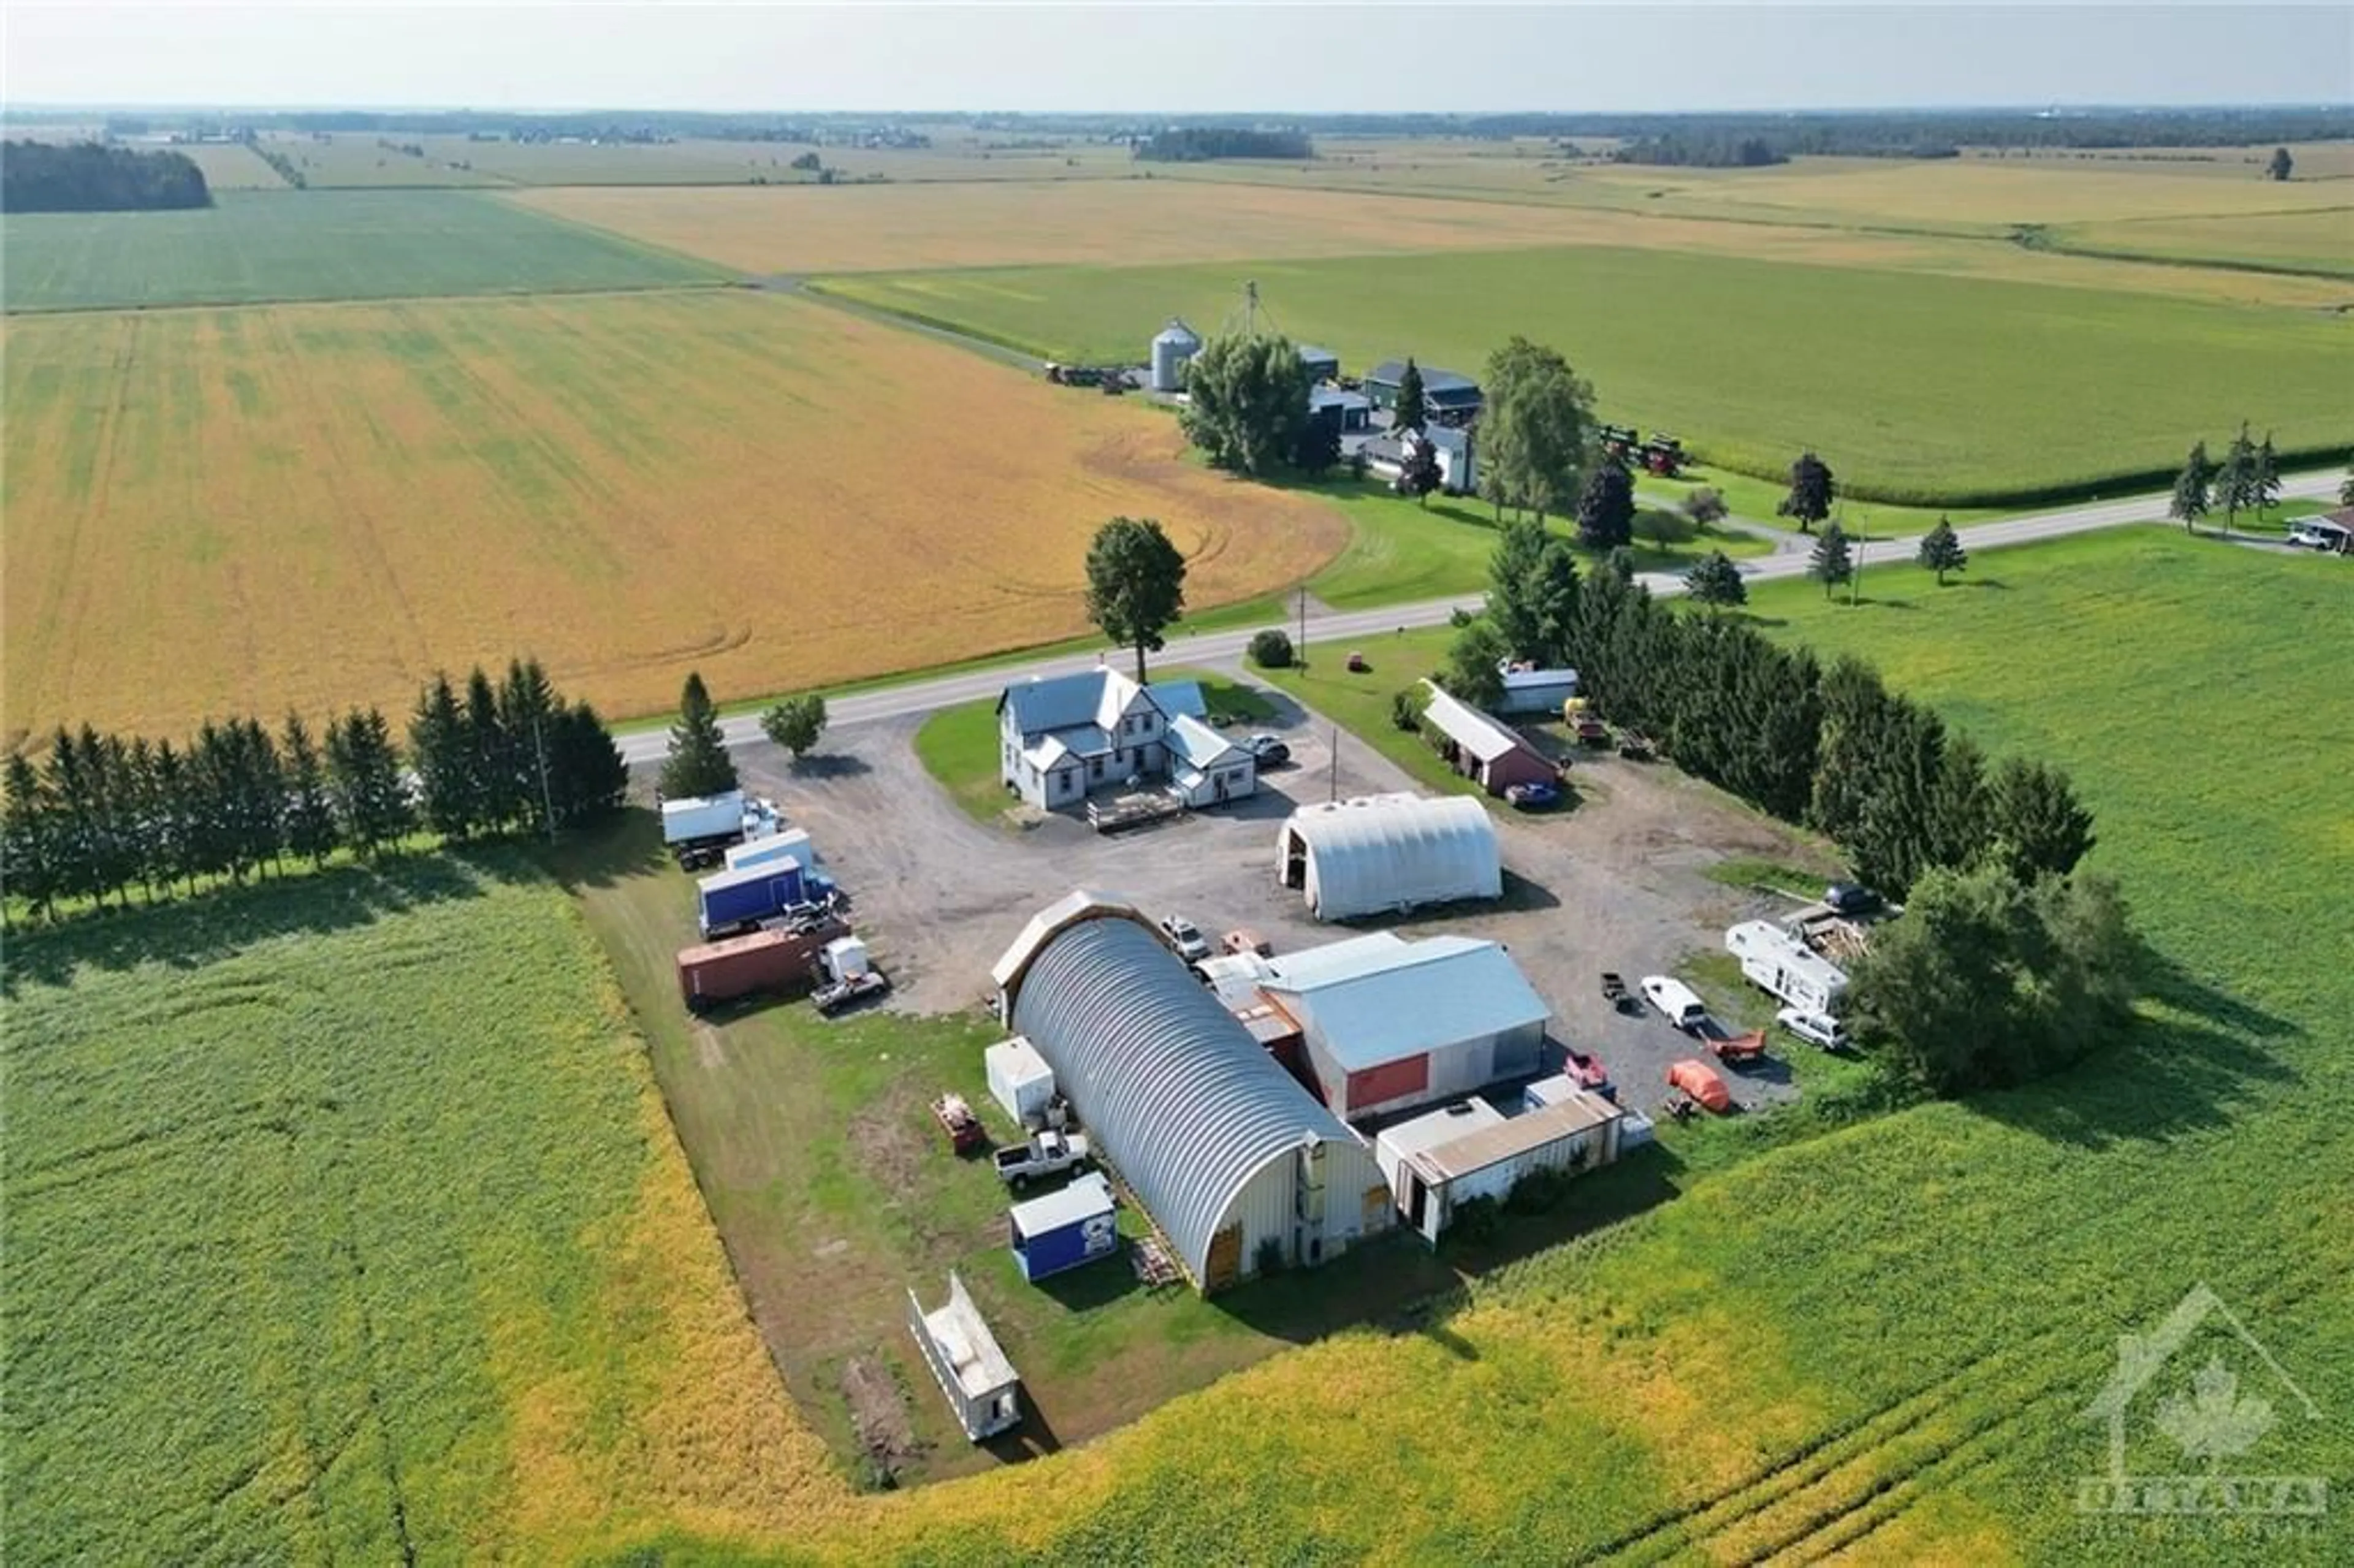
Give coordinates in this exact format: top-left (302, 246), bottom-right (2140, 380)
top-left (1008, 1172), bottom-right (1119, 1283)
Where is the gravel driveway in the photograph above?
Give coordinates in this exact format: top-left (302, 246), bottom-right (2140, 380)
top-left (726, 680), bottom-right (1827, 1113)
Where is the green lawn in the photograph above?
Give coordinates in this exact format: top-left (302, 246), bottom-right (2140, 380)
top-left (1254, 625), bottom-right (1496, 804)
top-left (1636, 462), bottom-right (2013, 538)
top-left (0, 189), bottom-right (720, 313)
top-left (816, 246), bottom-right (2353, 504)
top-left (1301, 476), bottom-right (1770, 607)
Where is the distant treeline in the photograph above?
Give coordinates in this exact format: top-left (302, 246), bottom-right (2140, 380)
top-left (1, 658), bottom-right (627, 926)
top-left (1611, 134), bottom-right (1792, 168)
top-left (1134, 127), bottom-right (1314, 162)
top-left (88, 108), bottom-right (931, 148)
top-left (1, 140), bottom-right (211, 213)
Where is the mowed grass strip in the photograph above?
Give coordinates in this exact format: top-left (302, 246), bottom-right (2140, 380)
top-left (0, 189), bottom-right (720, 313)
top-left (1, 854), bottom-right (848, 1563)
top-left (820, 245), bottom-right (2353, 503)
top-left (0, 289), bottom-right (1345, 742)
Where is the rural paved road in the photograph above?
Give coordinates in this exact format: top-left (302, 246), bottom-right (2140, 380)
top-left (613, 471), bottom-right (2341, 764)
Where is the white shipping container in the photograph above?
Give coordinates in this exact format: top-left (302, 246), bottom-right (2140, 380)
top-left (986, 1037), bottom-right (1057, 1127)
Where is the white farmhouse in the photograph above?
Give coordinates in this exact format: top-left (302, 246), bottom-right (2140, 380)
top-left (996, 669), bottom-right (1252, 811)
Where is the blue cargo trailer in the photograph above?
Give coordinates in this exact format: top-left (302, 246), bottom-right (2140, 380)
top-left (697, 859), bottom-right (806, 937)
top-left (1008, 1172), bottom-right (1119, 1282)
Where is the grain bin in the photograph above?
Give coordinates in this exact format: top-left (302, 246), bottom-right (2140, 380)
top-left (1149, 318), bottom-right (1202, 392)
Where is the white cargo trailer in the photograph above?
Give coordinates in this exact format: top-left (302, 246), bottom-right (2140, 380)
top-left (661, 790), bottom-right (748, 847)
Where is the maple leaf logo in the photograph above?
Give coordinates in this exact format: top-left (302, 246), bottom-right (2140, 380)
top-left (2154, 1357), bottom-right (2276, 1468)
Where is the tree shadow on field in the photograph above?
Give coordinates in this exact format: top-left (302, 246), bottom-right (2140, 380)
top-left (537, 809), bottom-right (671, 894)
top-left (1974, 942), bottom-right (2303, 1151)
top-left (1, 851), bottom-right (495, 997)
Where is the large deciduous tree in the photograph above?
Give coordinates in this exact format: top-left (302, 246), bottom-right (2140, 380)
top-left (761, 694), bottom-right (829, 763)
top-left (1847, 861), bottom-right (2135, 1095)
top-left (1916, 516), bottom-right (1968, 584)
top-left (1441, 619), bottom-right (1509, 709)
top-left (1084, 515), bottom-right (1189, 683)
top-left (1176, 333), bottom-right (1308, 476)
top-left (1480, 338), bottom-right (1596, 523)
top-left (661, 671), bottom-right (739, 801)
top-left (1680, 485), bottom-right (1729, 528)
top-left (2267, 146), bottom-right (2294, 181)
top-left (1778, 451), bottom-right (1835, 533)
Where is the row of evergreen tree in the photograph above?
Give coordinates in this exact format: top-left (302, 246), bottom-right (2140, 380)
top-left (1472, 528), bottom-right (2095, 899)
top-left (2, 658), bottom-right (625, 923)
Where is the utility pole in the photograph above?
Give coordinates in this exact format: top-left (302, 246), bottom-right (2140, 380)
top-left (1328, 726), bottom-right (1339, 804)
top-left (1296, 584), bottom-right (1309, 670)
top-left (531, 708), bottom-right (558, 843)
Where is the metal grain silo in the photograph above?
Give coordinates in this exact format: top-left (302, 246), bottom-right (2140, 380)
top-left (1149, 318), bottom-right (1202, 392)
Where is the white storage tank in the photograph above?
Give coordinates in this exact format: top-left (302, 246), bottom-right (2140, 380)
top-left (1149, 318), bottom-right (1202, 392)
top-left (986, 1036), bottom-right (1057, 1127)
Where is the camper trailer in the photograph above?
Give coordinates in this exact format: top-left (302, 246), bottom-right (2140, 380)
top-left (1724, 921), bottom-right (1849, 1015)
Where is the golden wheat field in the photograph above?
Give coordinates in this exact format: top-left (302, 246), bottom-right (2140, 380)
top-left (523, 177), bottom-right (2350, 310)
top-left (0, 290), bottom-right (1344, 744)
top-left (508, 177), bottom-right (1658, 273)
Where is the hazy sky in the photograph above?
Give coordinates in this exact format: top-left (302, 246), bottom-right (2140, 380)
top-left (7, 4), bottom-right (2350, 114)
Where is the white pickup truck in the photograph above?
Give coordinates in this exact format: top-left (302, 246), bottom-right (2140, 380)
top-left (992, 1130), bottom-right (1091, 1189)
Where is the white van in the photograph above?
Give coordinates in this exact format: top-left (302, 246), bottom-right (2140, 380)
top-left (1639, 975), bottom-right (1709, 1031)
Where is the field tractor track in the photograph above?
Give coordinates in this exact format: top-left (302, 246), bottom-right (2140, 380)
top-left (1598, 1263), bottom-right (2337, 1566)
top-left (1587, 1323), bottom-right (2082, 1567)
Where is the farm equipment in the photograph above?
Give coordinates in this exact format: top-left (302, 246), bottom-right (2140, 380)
top-left (1572, 713), bottom-right (1611, 747)
top-left (1709, 1030), bottom-right (1770, 1067)
top-left (1598, 425), bottom-right (1685, 477)
top-left (1506, 780), bottom-right (1561, 810)
top-left (1600, 972), bottom-right (1641, 1014)
top-left (1616, 732), bottom-right (1656, 762)
top-left (932, 1093), bottom-right (987, 1155)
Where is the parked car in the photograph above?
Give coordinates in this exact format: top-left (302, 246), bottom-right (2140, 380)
top-left (1243, 734), bottom-right (1292, 767)
top-left (1824, 882), bottom-right (1883, 917)
top-left (1776, 1007), bottom-right (1850, 1052)
top-left (1222, 927), bottom-right (1274, 957)
top-left (1639, 975), bottom-right (1710, 1032)
top-left (1505, 780), bottom-right (1561, 810)
top-left (1159, 914), bottom-right (1211, 962)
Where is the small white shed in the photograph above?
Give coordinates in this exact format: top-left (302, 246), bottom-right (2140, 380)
top-left (986, 1037), bottom-right (1057, 1127)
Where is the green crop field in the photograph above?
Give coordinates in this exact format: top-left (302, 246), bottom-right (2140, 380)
top-left (817, 245), bottom-right (2352, 504)
top-left (0, 189), bottom-right (720, 313)
top-left (2054, 207), bottom-right (2354, 279)
top-left (1, 851), bottom-right (846, 1562)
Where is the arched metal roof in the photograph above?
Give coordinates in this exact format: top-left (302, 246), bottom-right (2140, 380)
top-left (1006, 908), bottom-right (1354, 1283)
top-left (1279, 793), bottom-right (1501, 920)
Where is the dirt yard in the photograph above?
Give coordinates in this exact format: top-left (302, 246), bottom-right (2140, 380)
top-left (733, 671), bottom-right (1832, 1118)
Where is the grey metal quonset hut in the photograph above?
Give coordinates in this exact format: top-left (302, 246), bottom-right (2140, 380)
top-left (991, 892), bottom-right (1390, 1292)
top-left (1277, 793), bottom-right (1502, 921)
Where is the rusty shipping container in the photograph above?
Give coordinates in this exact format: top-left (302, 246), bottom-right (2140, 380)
top-left (677, 919), bottom-right (847, 1010)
